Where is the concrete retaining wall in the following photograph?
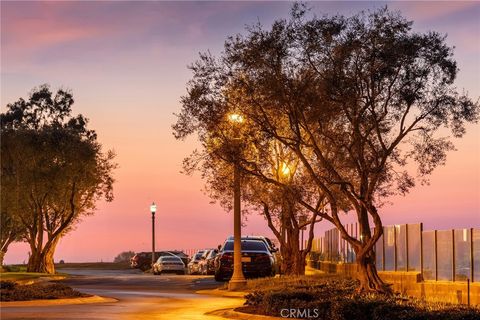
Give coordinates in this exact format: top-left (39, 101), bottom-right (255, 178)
top-left (310, 261), bottom-right (480, 306)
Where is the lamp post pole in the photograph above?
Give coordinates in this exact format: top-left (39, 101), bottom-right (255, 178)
top-left (227, 113), bottom-right (246, 290)
top-left (150, 202), bottom-right (157, 269)
top-left (228, 159), bottom-right (246, 290)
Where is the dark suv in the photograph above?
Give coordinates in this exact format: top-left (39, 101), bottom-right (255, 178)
top-left (214, 239), bottom-right (275, 281)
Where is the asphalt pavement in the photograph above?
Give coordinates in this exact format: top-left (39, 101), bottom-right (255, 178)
top-left (1, 268), bottom-right (245, 320)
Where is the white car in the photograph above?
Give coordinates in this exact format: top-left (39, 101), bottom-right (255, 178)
top-left (153, 256), bottom-right (185, 275)
top-left (187, 250), bottom-right (206, 274)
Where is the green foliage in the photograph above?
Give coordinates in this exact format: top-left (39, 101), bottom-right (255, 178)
top-left (1, 84), bottom-right (116, 273)
top-left (174, 4), bottom-right (479, 291)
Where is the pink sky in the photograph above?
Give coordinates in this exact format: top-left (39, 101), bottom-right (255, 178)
top-left (1, 1), bottom-right (479, 263)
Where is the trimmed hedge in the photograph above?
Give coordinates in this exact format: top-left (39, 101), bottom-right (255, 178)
top-left (0, 280), bottom-right (91, 301)
top-left (241, 278), bottom-right (480, 320)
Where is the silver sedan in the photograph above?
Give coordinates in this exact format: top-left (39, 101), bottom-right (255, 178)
top-left (153, 256), bottom-right (186, 275)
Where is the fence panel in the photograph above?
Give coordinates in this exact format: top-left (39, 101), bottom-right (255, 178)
top-left (454, 228), bottom-right (471, 281)
top-left (407, 224), bottom-right (422, 272)
top-left (422, 230), bottom-right (436, 280)
top-left (436, 230), bottom-right (453, 281)
top-left (375, 233), bottom-right (384, 271)
top-left (396, 225), bottom-right (407, 271)
top-left (473, 229), bottom-right (480, 282)
top-left (384, 226), bottom-right (395, 271)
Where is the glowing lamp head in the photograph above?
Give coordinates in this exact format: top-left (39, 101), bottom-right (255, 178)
top-left (280, 163), bottom-right (291, 177)
top-left (150, 202), bottom-right (157, 214)
top-left (228, 113), bottom-right (244, 123)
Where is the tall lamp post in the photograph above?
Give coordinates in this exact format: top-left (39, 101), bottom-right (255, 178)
top-left (227, 113), bottom-right (247, 290)
top-left (150, 202), bottom-right (157, 269)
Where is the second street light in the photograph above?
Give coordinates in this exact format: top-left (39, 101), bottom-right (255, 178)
top-left (150, 202), bottom-right (157, 269)
top-left (227, 113), bottom-right (247, 290)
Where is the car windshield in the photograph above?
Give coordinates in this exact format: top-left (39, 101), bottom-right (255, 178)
top-left (161, 257), bottom-right (182, 262)
top-left (223, 241), bottom-right (267, 252)
top-left (194, 253), bottom-right (203, 259)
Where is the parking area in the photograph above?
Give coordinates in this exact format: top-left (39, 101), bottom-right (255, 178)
top-left (1, 268), bottom-right (242, 320)
top-left (131, 236), bottom-right (280, 282)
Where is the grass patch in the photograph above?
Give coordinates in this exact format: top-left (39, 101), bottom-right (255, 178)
top-left (55, 262), bottom-right (130, 270)
top-left (245, 274), bottom-right (337, 291)
top-left (239, 277), bottom-right (480, 320)
top-left (2, 265), bottom-right (28, 273)
top-left (0, 280), bottom-right (91, 301)
top-left (0, 272), bottom-right (54, 282)
top-left (218, 273), bottom-right (336, 291)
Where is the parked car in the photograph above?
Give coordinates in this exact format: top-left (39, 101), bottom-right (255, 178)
top-left (187, 250), bottom-right (206, 274)
top-left (200, 249), bottom-right (218, 275)
top-left (131, 251), bottom-right (189, 271)
top-left (226, 235), bottom-right (279, 274)
top-left (153, 256), bottom-right (185, 275)
top-left (197, 250), bottom-right (211, 275)
top-left (165, 251), bottom-right (189, 267)
top-left (130, 252), bottom-right (156, 271)
top-left (214, 239), bottom-right (275, 281)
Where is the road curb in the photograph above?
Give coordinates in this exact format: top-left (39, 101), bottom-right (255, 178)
top-left (16, 275), bottom-right (68, 285)
top-left (196, 288), bottom-right (249, 298)
top-left (0, 295), bottom-right (118, 307)
top-left (207, 307), bottom-right (282, 320)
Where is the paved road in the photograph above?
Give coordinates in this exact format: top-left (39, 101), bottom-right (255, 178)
top-left (1, 269), bottom-right (244, 320)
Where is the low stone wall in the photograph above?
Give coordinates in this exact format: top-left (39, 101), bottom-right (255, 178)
top-left (309, 261), bottom-right (480, 306)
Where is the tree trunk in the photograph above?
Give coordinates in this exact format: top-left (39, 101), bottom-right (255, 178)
top-left (41, 244), bottom-right (56, 274)
top-left (27, 237), bottom-right (60, 274)
top-left (0, 250), bottom-right (6, 271)
top-left (27, 247), bottom-right (43, 272)
top-left (280, 246), bottom-right (305, 275)
top-left (355, 247), bottom-right (391, 293)
top-left (0, 237), bottom-right (16, 271)
top-left (279, 227), bottom-right (305, 275)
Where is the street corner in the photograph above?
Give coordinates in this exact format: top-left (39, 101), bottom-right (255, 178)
top-left (0, 295), bottom-right (118, 308)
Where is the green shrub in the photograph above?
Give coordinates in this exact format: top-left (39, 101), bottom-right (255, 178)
top-left (241, 277), bottom-right (480, 320)
top-left (0, 280), bottom-right (17, 290)
top-left (0, 281), bottom-right (91, 301)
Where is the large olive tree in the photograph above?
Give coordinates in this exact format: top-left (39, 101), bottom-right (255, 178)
top-left (1, 85), bottom-right (116, 273)
top-left (173, 6), bottom-right (478, 292)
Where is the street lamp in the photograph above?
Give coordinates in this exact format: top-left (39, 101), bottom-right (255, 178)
top-left (227, 113), bottom-right (247, 290)
top-left (150, 202), bottom-right (157, 269)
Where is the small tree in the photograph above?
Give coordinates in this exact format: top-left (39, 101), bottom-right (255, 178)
top-left (113, 251), bottom-right (135, 263)
top-left (0, 210), bottom-right (25, 270)
top-left (1, 84), bottom-right (117, 274)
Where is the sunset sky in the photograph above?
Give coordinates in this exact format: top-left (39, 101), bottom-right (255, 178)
top-left (1, 1), bottom-right (479, 264)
